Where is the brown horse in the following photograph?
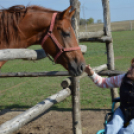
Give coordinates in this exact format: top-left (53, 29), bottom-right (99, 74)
top-left (0, 5), bottom-right (85, 76)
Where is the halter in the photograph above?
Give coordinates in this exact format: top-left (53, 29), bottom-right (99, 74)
top-left (41, 12), bottom-right (81, 63)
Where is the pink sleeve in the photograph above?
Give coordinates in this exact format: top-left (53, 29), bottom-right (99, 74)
top-left (90, 72), bottom-right (125, 88)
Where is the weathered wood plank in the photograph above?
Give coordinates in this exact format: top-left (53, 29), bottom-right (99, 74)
top-left (70, 1), bottom-right (82, 134)
top-left (71, 77), bottom-right (82, 134)
top-left (78, 31), bottom-right (104, 39)
top-left (79, 36), bottom-right (112, 43)
top-left (98, 70), bottom-right (125, 76)
top-left (79, 45), bottom-right (87, 54)
top-left (0, 49), bottom-right (46, 61)
top-left (0, 71), bottom-right (70, 77)
top-left (102, 0), bottom-right (114, 69)
top-left (70, 0), bottom-right (80, 42)
top-left (0, 45), bottom-right (87, 61)
top-left (102, 0), bottom-right (119, 108)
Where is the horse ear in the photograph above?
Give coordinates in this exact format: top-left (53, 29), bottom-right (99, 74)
top-left (62, 6), bottom-right (72, 19)
top-left (69, 9), bottom-right (76, 19)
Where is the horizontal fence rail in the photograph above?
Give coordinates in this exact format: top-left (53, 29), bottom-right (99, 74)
top-left (0, 64), bottom-right (110, 78)
top-left (80, 36), bottom-right (112, 43)
top-left (0, 71), bottom-right (70, 77)
top-left (98, 70), bottom-right (125, 76)
top-left (0, 45), bottom-right (87, 61)
top-left (78, 31), bottom-right (104, 39)
top-left (61, 64), bottom-right (108, 89)
top-left (0, 49), bottom-right (47, 61)
top-left (78, 31), bottom-right (113, 43)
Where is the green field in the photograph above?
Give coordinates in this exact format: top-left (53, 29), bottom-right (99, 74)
top-left (0, 30), bottom-right (134, 110)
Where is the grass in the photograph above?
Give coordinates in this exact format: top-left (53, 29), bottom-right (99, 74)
top-left (0, 30), bottom-right (134, 110)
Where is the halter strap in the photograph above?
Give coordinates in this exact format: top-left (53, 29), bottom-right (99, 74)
top-left (41, 13), bottom-right (57, 45)
top-left (41, 13), bottom-right (81, 63)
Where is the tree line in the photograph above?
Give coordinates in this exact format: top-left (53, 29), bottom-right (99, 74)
top-left (79, 18), bottom-right (102, 25)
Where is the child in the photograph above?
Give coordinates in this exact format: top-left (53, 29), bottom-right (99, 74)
top-left (85, 58), bottom-right (134, 134)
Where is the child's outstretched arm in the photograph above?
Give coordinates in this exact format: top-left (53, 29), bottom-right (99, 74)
top-left (85, 64), bottom-right (125, 88)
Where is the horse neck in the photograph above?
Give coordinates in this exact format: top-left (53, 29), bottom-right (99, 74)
top-left (19, 12), bottom-right (53, 47)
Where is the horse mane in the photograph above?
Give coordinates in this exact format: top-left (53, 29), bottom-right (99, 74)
top-left (0, 5), bottom-right (60, 47)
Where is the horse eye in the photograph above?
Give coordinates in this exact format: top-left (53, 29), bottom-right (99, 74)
top-left (62, 31), bottom-right (70, 38)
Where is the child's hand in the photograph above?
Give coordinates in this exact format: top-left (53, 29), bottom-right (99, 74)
top-left (84, 64), bottom-right (94, 76)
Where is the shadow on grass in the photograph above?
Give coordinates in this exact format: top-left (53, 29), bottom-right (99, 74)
top-left (0, 104), bottom-right (31, 115)
top-left (0, 104), bottom-right (31, 110)
top-left (51, 106), bottom-right (111, 111)
top-left (0, 104), bottom-right (111, 115)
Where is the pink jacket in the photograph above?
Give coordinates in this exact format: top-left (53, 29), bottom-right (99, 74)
top-left (90, 72), bottom-right (125, 88)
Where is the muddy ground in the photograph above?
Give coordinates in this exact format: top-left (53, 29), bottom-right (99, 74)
top-left (0, 109), bottom-right (110, 134)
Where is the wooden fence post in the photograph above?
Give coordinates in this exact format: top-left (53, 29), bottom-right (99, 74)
top-left (71, 77), bottom-right (82, 134)
top-left (70, 0), bottom-right (80, 42)
top-left (69, 1), bottom-right (82, 133)
top-left (102, 0), bottom-right (119, 108)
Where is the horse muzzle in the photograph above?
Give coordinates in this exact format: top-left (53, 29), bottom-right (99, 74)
top-left (68, 61), bottom-right (85, 76)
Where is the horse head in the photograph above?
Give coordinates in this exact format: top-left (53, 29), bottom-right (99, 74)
top-left (41, 6), bottom-right (85, 76)
top-left (18, 6), bottom-right (85, 76)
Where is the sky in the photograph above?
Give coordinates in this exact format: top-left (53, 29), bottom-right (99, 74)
top-left (0, 0), bottom-right (134, 23)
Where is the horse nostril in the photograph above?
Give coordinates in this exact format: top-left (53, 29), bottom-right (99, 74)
top-left (80, 63), bottom-right (85, 72)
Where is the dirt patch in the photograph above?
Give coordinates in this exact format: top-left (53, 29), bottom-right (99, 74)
top-left (0, 109), bottom-right (110, 134)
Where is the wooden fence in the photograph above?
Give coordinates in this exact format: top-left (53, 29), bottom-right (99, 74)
top-left (71, 0), bottom-right (120, 110)
top-left (0, 48), bottom-right (124, 134)
top-left (0, 48), bottom-right (117, 134)
top-left (0, 0), bottom-right (124, 133)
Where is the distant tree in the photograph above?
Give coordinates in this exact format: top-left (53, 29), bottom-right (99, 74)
top-left (87, 18), bottom-right (94, 24)
top-left (97, 19), bottom-right (102, 24)
top-left (79, 18), bottom-right (87, 25)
